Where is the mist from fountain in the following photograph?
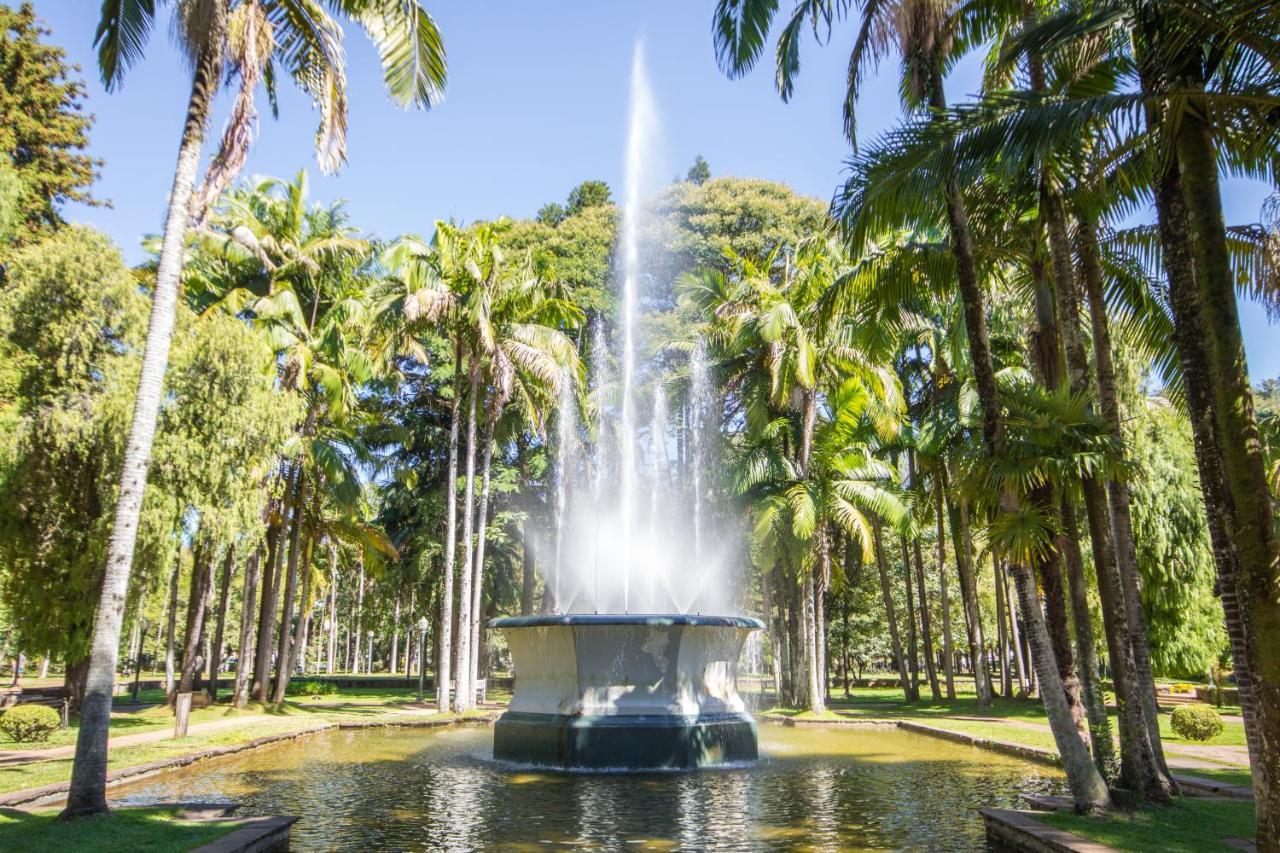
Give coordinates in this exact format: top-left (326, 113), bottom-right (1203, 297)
top-left (545, 42), bottom-right (732, 616)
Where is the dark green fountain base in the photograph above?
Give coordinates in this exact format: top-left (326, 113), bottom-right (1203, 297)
top-left (493, 710), bottom-right (759, 769)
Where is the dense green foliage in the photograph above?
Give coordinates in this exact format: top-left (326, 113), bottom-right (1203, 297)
top-left (0, 4), bottom-right (99, 243)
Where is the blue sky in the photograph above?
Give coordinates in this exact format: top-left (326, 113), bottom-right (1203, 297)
top-left (30, 0), bottom-right (1280, 380)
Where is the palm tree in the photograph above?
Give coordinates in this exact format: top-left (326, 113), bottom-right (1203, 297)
top-left (461, 229), bottom-right (583, 692)
top-left (712, 0), bottom-right (1111, 812)
top-left (66, 1), bottom-right (446, 818)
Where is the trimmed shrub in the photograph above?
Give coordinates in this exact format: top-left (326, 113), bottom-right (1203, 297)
top-left (285, 679), bottom-right (338, 698)
top-left (0, 704), bottom-right (61, 742)
top-left (1169, 682), bottom-right (1197, 695)
top-left (1170, 704), bottom-right (1224, 742)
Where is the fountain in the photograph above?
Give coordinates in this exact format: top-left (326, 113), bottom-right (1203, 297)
top-left (490, 43), bottom-right (762, 770)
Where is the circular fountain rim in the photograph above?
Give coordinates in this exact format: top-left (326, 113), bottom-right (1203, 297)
top-left (487, 613), bottom-right (765, 630)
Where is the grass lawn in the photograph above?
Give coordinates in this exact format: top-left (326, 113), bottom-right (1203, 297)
top-left (0, 704), bottom-right (250, 750)
top-left (1155, 712), bottom-right (1247, 747)
top-left (1039, 797), bottom-right (1255, 852)
top-left (0, 806), bottom-right (242, 852)
top-left (1177, 766), bottom-right (1254, 789)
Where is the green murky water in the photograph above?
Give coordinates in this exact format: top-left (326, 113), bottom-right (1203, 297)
top-left (112, 722), bottom-right (1063, 850)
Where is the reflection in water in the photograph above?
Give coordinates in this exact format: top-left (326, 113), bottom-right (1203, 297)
top-left (112, 723), bottom-right (1063, 851)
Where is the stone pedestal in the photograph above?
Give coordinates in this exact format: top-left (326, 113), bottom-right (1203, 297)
top-left (489, 614), bottom-right (763, 769)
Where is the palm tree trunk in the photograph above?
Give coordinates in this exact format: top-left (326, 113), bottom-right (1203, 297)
top-left (438, 345), bottom-right (463, 712)
top-left (176, 541), bottom-right (213, 698)
top-left (254, 486), bottom-right (289, 702)
top-left (61, 11), bottom-right (227, 816)
top-left (391, 595), bottom-right (401, 674)
top-left (455, 364), bottom-right (481, 712)
top-left (233, 545), bottom-right (260, 708)
top-left (271, 470), bottom-right (308, 703)
top-left (1010, 562), bottom-right (1112, 810)
top-left (1154, 163), bottom-right (1260, 763)
top-left (1057, 495), bottom-right (1118, 781)
top-left (164, 553), bottom-right (179, 696)
top-left (900, 532), bottom-right (920, 699)
top-left (327, 547), bottom-right (339, 675)
top-left (994, 553), bottom-right (1012, 697)
top-left (208, 545), bottom-right (236, 703)
top-left (934, 479), bottom-right (956, 699)
top-left (352, 557), bottom-right (365, 673)
top-left (1174, 108), bottom-right (1280, 841)
top-left (284, 534), bottom-right (314, 683)
top-left (802, 568), bottom-right (821, 713)
top-left (874, 522), bottom-right (912, 701)
top-left (928, 66), bottom-right (1106, 810)
top-left (912, 532), bottom-right (941, 702)
top-left (1027, 255), bottom-right (1085, 727)
top-left (944, 486), bottom-right (993, 705)
top-left (469, 416), bottom-right (498, 691)
top-left (1045, 187), bottom-right (1166, 798)
top-left (1077, 214), bottom-right (1170, 776)
top-left (1002, 561), bottom-right (1029, 693)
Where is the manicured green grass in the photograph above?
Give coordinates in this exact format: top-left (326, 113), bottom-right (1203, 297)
top-left (1156, 712), bottom-right (1247, 747)
top-left (1179, 766), bottom-right (1254, 789)
top-left (0, 704), bottom-right (243, 750)
top-left (1039, 797), bottom-right (1255, 852)
top-left (0, 806), bottom-right (241, 852)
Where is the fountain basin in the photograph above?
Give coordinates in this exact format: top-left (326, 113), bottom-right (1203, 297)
top-left (489, 613), bottom-right (763, 769)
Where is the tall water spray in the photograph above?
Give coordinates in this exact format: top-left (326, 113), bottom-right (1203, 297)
top-left (546, 42), bottom-right (731, 617)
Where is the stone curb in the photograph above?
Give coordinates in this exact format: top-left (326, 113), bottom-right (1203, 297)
top-left (895, 721), bottom-right (1064, 767)
top-left (1171, 773), bottom-right (1255, 800)
top-left (780, 717), bottom-right (899, 728)
top-left (190, 815), bottom-right (298, 853)
top-left (981, 808), bottom-right (1119, 852)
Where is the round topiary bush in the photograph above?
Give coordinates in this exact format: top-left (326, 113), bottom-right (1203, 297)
top-left (0, 704), bottom-right (61, 743)
top-left (1170, 703), bottom-right (1224, 742)
top-left (285, 679), bottom-right (338, 698)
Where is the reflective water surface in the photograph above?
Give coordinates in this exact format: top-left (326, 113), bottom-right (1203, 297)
top-left (112, 723), bottom-right (1063, 850)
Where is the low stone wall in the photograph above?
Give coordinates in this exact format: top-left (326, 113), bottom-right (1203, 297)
top-left (895, 721), bottom-right (1063, 767)
top-left (981, 808), bottom-right (1118, 852)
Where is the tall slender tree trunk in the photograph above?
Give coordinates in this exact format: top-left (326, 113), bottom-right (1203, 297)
top-left (929, 66), bottom-right (1107, 812)
top-left (438, 346), bottom-right (464, 713)
top-left (874, 523), bottom-right (912, 701)
top-left (1045, 188), bottom-right (1164, 798)
top-left (208, 545), bottom-right (235, 703)
top-left (351, 557), bottom-right (365, 674)
top-left (944, 487), bottom-right (993, 705)
top-left (1058, 496), bottom-right (1118, 781)
top-left (391, 595), bottom-right (401, 675)
top-left (1027, 255), bottom-right (1086, 727)
top-left (254, 485), bottom-right (289, 702)
top-left (455, 366), bottom-right (481, 712)
top-left (900, 532), bottom-right (920, 698)
top-left (470, 416), bottom-right (498, 691)
top-left (233, 545), bottom-right (260, 708)
top-left (1077, 214), bottom-right (1170, 775)
top-left (933, 480), bottom-right (956, 699)
top-left (802, 568), bottom-right (821, 713)
top-left (1174, 107), bottom-right (1279, 841)
top-left (912, 530), bottom-right (941, 702)
top-left (327, 548), bottom-right (339, 675)
top-left (994, 554), bottom-right (1012, 697)
top-left (164, 554), bottom-right (179, 696)
top-left (176, 541), bottom-right (213, 697)
top-left (283, 535), bottom-right (314, 685)
top-left (1002, 561), bottom-right (1029, 693)
top-left (61, 13), bottom-right (227, 817)
top-left (272, 471), bottom-right (309, 704)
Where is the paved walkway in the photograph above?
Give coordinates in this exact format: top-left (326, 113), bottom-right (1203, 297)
top-left (0, 714), bottom-right (275, 768)
top-left (943, 715), bottom-right (1250, 770)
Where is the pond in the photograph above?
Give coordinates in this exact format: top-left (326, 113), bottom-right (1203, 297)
top-left (112, 723), bottom-right (1063, 850)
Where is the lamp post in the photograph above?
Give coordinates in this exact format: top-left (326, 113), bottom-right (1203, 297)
top-left (366, 630), bottom-right (374, 674)
top-left (417, 617), bottom-right (429, 703)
